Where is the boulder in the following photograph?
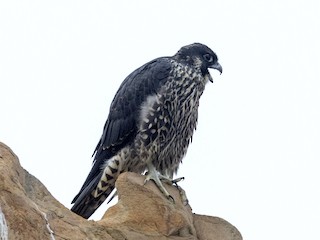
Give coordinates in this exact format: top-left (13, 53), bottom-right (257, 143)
top-left (0, 142), bottom-right (242, 239)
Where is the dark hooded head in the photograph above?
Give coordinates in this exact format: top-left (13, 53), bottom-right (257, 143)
top-left (174, 43), bottom-right (222, 76)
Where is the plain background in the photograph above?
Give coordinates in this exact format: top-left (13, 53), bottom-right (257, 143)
top-left (1, 1), bottom-right (320, 239)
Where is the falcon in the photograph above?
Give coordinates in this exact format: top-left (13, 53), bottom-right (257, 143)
top-left (71, 43), bottom-right (222, 219)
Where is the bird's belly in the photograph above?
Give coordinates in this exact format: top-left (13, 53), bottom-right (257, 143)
top-left (138, 111), bottom-right (197, 177)
top-left (134, 90), bottom-right (200, 177)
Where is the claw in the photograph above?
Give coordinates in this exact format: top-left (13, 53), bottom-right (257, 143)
top-left (144, 163), bottom-right (177, 201)
top-left (172, 177), bottom-right (184, 184)
top-left (168, 194), bottom-right (175, 203)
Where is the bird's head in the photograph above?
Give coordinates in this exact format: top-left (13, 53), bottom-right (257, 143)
top-left (174, 43), bottom-right (222, 82)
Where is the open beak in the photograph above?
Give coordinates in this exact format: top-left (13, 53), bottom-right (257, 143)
top-left (209, 62), bottom-right (223, 75)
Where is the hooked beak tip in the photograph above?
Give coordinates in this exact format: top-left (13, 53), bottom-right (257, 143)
top-left (210, 62), bottom-right (223, 75)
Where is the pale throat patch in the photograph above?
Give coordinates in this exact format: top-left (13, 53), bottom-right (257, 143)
top-left (193, 57), bottom-right (212, 84)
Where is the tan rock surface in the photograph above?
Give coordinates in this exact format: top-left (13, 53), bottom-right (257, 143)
top-left (0, 142), bottom-right (242, 240)
top-left (100, 172), bottom-right (196, 238)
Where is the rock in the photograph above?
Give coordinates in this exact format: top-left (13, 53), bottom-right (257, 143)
top-left (193, 215), bottom-right (243, 240)
top-left (100, 172), bottom-right (196, 238)
top-left (0, 142), bottom-right (242, 240)
top-left (0, 142), bottom-right (112, 240)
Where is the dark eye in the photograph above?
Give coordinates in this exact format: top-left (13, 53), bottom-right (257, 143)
top-left (203, 54), bottom-right (213, 63)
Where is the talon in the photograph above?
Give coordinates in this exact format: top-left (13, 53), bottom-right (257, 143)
top-left (172, 177), bottom-right (184, 184)
top-left (144, 175), bottom-right (150, 185)
top-left (145, 163), bottom-right (174, 201)
top-left (168, 195), bottom-right (175, 203)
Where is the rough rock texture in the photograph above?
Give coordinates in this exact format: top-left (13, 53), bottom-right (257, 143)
top-left (0, 142), bottom-right (242, 240)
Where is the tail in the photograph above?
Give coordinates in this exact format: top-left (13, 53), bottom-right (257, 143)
top-left (71, 174), bottom-right (115, 219)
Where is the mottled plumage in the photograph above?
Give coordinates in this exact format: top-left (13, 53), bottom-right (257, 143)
top-left (71, 43), bottom-right (222, 218)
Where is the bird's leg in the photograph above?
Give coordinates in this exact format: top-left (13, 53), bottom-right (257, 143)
top-left (144, 163), bottom-right (175, 202)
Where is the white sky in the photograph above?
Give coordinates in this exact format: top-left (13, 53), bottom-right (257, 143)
top-left (1, 1), bottom-right (320, 239)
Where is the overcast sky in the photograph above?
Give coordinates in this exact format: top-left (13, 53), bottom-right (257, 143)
top-left (1, 1), bottom-right (320, 239)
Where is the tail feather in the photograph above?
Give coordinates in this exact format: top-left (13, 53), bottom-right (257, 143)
top-left (71, 174), bottom-right (115, 219)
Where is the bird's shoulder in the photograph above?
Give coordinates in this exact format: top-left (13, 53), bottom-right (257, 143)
top-left (112, 57), bottom-right (173, 107)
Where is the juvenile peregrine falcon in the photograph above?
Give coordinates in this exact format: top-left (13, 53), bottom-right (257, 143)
top-left (71, 43), bottom-right (222, 218)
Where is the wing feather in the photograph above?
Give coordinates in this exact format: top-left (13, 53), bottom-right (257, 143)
top-left (71, 57), bottom-right (172, 207)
